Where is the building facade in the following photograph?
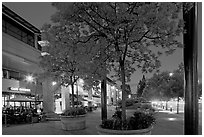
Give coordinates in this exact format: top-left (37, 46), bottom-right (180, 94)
top-left (2, 5), bottom-right (42, 108)
top-left (2, 5), bottom-right (120, 114)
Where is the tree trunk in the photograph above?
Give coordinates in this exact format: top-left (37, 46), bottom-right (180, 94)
top-left (120, 60), bottom-right (126, 127)
top-left (177, 96), bottom-right (179, 114)
top-left (70, 76), bottom-right (75, 108)
top-left (101, 79), bottom-right (107, 121)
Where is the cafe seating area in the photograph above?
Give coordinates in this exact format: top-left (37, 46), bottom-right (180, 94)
top-left (2, 106), bottom-right (46, 125)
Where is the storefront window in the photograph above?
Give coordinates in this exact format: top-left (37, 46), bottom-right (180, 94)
top-left (3, 69), bottom-right (8, 78)
top-left (2, 15), bottom-right (40, 50)
top-left (9, 70), bottom-right (19, 80)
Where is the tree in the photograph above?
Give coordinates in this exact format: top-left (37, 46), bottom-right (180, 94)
top-left (40, 23), bottom-right (94, 108)
top-left (137, 75), bottom-right (146, 97)
top-left (169, 63), bottom-right (184, 113)
top-left (50, 2), bottom-right (184, 126)
top-left (144, 63), bottom-right (185, 113)
top-left (144, 71), bottom-right (174, 107)
top-left (120, 84), bottom-right (131, 96)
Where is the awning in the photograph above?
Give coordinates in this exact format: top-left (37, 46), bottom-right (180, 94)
top-left (7, 96), bottom-right (35, 102)
top-left (3, 90), bottom-right (31, 95)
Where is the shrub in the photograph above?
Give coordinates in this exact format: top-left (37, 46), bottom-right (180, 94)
top-left (126, 111), bottom-right (155, 130)
top-left (102, 111), bottom-right (123, 130)
top-left (112, 110), bottom-right (122, 119)
top-left (117, 97), bottom-right (149, 108)
top-left (140, 103), bottom-right (156, 113)
top-left (61, 107), bottom-right (86, 117)
top-left (101, 110), bottom-right (155, 130)
top-left (101, 119), bottom-right (114, 129)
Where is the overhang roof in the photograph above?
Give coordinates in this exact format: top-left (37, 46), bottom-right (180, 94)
top-left (2, 4), bottom-right (41, 34)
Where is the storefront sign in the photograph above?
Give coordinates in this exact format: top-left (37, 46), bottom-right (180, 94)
top-left (8, 87), bottom-right (31, 92)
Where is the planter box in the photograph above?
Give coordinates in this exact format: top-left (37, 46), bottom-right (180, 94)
top-left (60, 115), bottom-right (86, 131)
top-left (96, 125), bottom-right (153, 135)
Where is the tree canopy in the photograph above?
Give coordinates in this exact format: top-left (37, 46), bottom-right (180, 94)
top-left (51, 2), bottom-right (184, 82)
top-left (144, 63), bottom-right (184, 101)
top-left (41, 2), bottom-right (184, 123)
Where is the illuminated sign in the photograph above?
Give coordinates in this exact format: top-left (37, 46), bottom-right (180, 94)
top-left (19, 88), bottom-right (31, 92)
top-left (8, 87), bottom-right (31, 92)
top-left (9, 87), bottom-right (19, 91)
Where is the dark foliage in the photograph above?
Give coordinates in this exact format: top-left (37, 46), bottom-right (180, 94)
top-left (101, 109), bottom-right (155, 130)
top-left (61, 107), bottom-right (86, 116)
top-left (126, 111), bottom-right (155, 130)
top-left (137, 75), bottom-right (146, 97)
top-left (117, 97), bottom-right (149, 107)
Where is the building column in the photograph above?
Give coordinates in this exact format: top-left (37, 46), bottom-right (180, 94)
top-left (108, 84), bottom-right (112, 105)
top-left (34, 33), bottom-right (38, 49)
top-left (42, 77), bottom-right (54, 113)
top-left (113, 88), bottom-right (117, 105)
top-left (61, 86), bottom-right (70, 111)
top-left (101, 79), bottom-right (107, 121)
top-left (88, 89), bottom-right (92, 100)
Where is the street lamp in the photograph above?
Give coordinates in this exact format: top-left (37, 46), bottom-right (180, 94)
top-left (26, 75), bottom-right (34, 82)
top-left (169, 73), bottom-right (174, 77)
top-left (26, 75), bottom-right (37, 109)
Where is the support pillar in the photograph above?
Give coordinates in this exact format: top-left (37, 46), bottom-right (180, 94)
top-left (34, 34), bottom-right (38, 49)
top-left (42, 77), bottom-right (54, 114)
top-left (101, 79), bottom-right (107, 121)
top-left (183, 2), bottom-right (199, 135)
top-left (113, 88), bottom-right (117, 105)
top-left (88, 89), bottom-right (93, 100)
top-left (61, 86), bottom-right (70, 111)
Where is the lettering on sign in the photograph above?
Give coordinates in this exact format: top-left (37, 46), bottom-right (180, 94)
top-left (8, 87), bottom-right (31, 92)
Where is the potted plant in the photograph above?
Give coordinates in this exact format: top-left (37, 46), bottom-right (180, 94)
top-left (96, 108), bottom-right (156, 135)
top-left (60, 107), bottom-right (86, 131)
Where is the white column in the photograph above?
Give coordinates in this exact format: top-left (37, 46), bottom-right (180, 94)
top-left (108, 85), bottom-right (112, 105)
top-left (34, 34), bottom-right (38, 49)
top-left (88, 89), bottom-right (92, 100)
top-left (42, 77), bottom-right (54, 113)
top-left (61, 86), bottom-right (70, 112)
top-left (113, 88), bottom-right (117, 105)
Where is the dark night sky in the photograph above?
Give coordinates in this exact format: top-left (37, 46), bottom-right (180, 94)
top-left (3, 2), bottom-right (202, 91)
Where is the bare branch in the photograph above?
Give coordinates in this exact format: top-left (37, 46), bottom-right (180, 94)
top-left (144, 35), bottom-right (161, 39)
top-left (128, 30), bottom-right (150, 45)
top-left (89, 6), bottom-right (112, 25)
top-left (129, 3), bottom-right (137, 14)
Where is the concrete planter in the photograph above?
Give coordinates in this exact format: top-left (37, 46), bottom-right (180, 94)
top-left (60, 115), bottom-right (86, 131)
top-left (96, 125), bottom-right (153, 135)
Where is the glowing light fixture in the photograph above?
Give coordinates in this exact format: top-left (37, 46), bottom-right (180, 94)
top-left (26, 75), bottom-right (34, 82)
top-left (168, 118), bottom-right (177, 121)
top-left (38, 40), bottom-right (49, 47)
top-left (169, 73), bottom-right (174, 77)
top-left (52, 81), bottom-right (57, 86)
top-left (111, 86), bottom-right (115, 90)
